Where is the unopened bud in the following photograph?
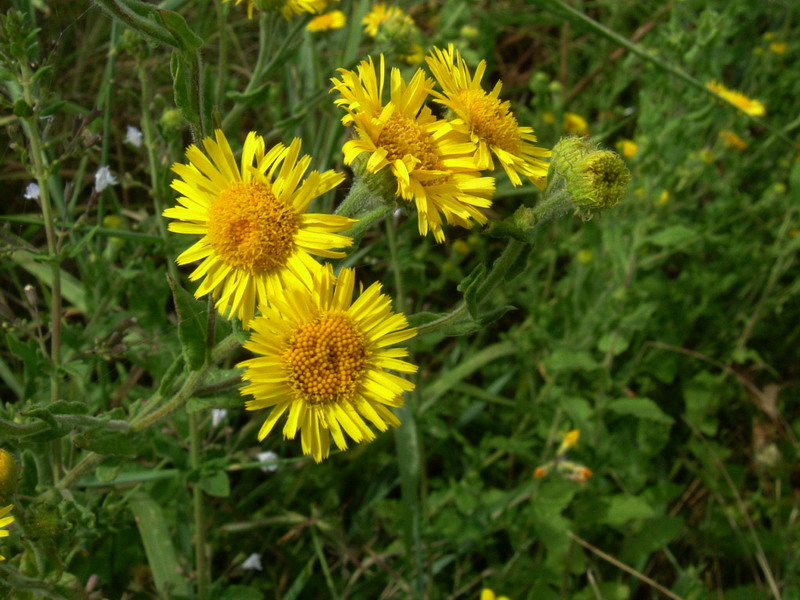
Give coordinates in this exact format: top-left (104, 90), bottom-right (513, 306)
top-left (159, 108), bottom-right (183, 131)
top-left (550, 136), bottom-right (630, 213)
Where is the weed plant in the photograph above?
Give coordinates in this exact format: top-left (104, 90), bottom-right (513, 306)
top-left (0, 0), bottom-right (798, 599)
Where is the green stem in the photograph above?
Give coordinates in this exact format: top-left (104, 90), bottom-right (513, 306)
top-left (19, 62), bottom-right (61, 407)
top-left (385, 216), bottom-right (406, 311)
top-left (190, 412), bottom-right (208, 599)
top-left (343, 205), bottom-right (393, 242)
top-left (335, 176), bottom-right (388, 218)
top-left (55, 334), bottom-right (239, 490)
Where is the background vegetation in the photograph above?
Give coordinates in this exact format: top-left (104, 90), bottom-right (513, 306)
top-left (1, 0), bottom-right (798, 598)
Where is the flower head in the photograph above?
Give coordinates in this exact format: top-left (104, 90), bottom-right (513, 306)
top-left (718, 129), bottom-right (747, 151)
top-left (362, 3), bottom-right (413, 37)
top-left (307, 10), bottom-right (346, 32)
top-left (94, 166), bottom-right (118, 192)
top-left (426, 45), bottom-right (550, 188)
top-left (125, 125), bottom-right (143, 148)
top-left (563, 112), bottom-right (589, 136)
top-left (706, 80), bottom-right (766, 117)
top-left (0, 451), bottom-right (17, 504)
top-left (164, 130), bottom-right (353, 326)
top-left (0, 504), bottom-right (14, 561)
top-left (239, 265), bottom-right (417, 462)
top-left (226, 0), bottom-right (320, 20)
top-left (331, 55), bottom-right (494, 242)
top-left (481, 589), bottom-right (510, 600)
top-left (23, 182), bottom-right (39, 200)
top-left (616, 139), bottom-right (638, 159)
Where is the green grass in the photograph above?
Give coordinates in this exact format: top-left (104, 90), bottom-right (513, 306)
top-left (1, 0), bottom-right (799, 598)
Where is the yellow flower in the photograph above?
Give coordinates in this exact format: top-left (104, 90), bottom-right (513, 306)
top-left (616, 139), bottom-right (638, 159)
top-left (656, 190), bottom-right (670, 205)
top-left (0, 504), bottom-right (14, 561)
top-left (362, 2), bottom-right (413, 37)
top-left (307, 10), bottom-right (346, 31)
top-left (563, 112), bottom-right (589, 136)
top-left (706, 80), bottom-right (766, 117)
top-left (481, 589), bottom-right (510, 600)
top-left (226, 0), bottom-right (320, 20)
top-left (331, 56), bottom-right (495, 243)
top-left (403, 43), bottom-right (425, 65)
top-left (0, 450), bottom-right (16, 503)
top-left (239, 265), bottom-right (417, 462)
top-left (426, 45), bottom-right (550, 188)
top-left (558, 429), bottom-right (580, 454)
top-left (769, 41), bottom-right (787, 55)
top-left (164, 130), bottom-right (353, 327)
top-left (718, 129), bottom-right (747, 151)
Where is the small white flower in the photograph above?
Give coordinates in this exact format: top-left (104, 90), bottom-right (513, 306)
top-left (94, 166), bottom-right (118, 192)
top-left (211, 408), bottom-right (227, 428)
top-left (24, 183), bottom-right (40, 200)
top-left (124, 125), bottom-right (143, 148)
top-left (241, 553), bottom-right (263, 571)
top-left (257, 450), bottom-right (279, 473)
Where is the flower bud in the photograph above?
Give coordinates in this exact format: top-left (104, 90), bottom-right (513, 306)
top-left (549, 136), bottom-right (630, 213)
top-left (0, 450), bottom-right (17, 503)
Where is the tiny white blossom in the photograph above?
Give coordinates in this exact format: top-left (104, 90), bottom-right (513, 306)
top-left (211, 408), bottom-right (227, 428)
top-left (257, 450), bottom-right (279, 473)
top-left (124, 125), bottom-right (143, 148)
top-left (24, 183), bottom-right (40, 200)
top-left (94, 166), bottom-right (118, 192)
top-left (241, 553), bottom-right (263, 571)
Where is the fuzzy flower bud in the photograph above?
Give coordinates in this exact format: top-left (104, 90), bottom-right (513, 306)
top-left (0, 450), bottom-right (17, 503)
top-left (549, 136), bottom-right (630, 213)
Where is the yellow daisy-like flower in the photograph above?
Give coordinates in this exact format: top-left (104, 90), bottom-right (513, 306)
top-left (362, 3), bottom-right (413, 37)
top-left (564, 111), bottom-right (589, 136)
top-left (706, 80), bottom-right (766, 117)
top-left (426, 45), bottom-right (550, 188)
top-left (718, 129), bottom-right (747, 152)
top-left (164, 130), bottom-right (354, 326)
top-left (226, 0), bottom-right (320, 20)
top-left (239, 265), bottom-right (417, 462)
top-left (616, 139), bottom-right (638, 159)
top-left (307, 9), bottom-right (346, 31)
top-left (332, 55), bottom-right (495, 243)
top-left (481, 589), bottom-right (510, 600)
top-left (0, 504), bottom-right (14, 561)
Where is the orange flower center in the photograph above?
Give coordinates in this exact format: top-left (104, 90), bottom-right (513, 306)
top-left (284, 313), bottom-right (368, 404)
top-left (377, 113), bottom-right (440, 170)
top-left (207, 181), bottom-right (298, 274)
top-left (458, 89), bottom-right (520, 152)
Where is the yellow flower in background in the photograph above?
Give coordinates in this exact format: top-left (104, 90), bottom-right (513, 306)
top-left (226, 0), bottom-right (321, 20)
top-left (718, 130), bottom-right (747, 151)
top-left (656, 190), bottom-right (670, 205)
top-left (362, 2), bottom-right (414, 37)
top-left (0, 450), bottom-right (17, 503)
top-left (563, 112), bottom-right (589, 135)
top-left (481, 589), bottom-right (510, 600)
top-left (616, 139), bottom-right (638, 159)
top-left (164, 130), bottom-right (353, 327)
top-left (307, 10), bottom-right (346, 31)
top-left (0, 504), bottom-right (14, 561)
top-left (558, 429), bottom-right (580, 454)
top-left (403, 43), bottom-right (425, 65)
top-left (426, 45), bottom-right (550, 188)
top-left (542, 111), bottom-right (555, 124)
top-left (239, 265), bottom-right (417, 462)
top-left (706, 80), bottom-right (766, 117)
top-left (769, 41), bottom-right (787, 54)
top-left (331, 56), bottom-right (495, 243)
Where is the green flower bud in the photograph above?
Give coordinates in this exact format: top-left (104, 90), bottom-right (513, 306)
top-left (549, 136), bottom-right (630, 213)
top-left (0, 449), bottom-right (17, 503)
top-left (159, 108), bottom-right (184, 131)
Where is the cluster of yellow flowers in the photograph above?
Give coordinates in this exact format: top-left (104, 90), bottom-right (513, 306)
top-left (163, 44), bottom-right (552, 462)
top-left (331, 44), bottom-right (550, 242)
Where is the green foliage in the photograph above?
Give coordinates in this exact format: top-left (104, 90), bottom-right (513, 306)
top-left (1, 0), bottom-right (798, 598)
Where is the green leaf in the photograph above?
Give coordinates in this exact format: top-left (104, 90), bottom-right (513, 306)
top-left (199, 470), bottom-right (230, 497)
top-left (607, 397), bottom-right (674, 424)
top-left (600, 494), bottom-right (656, 527)
top-left (157, 9), bottom-right (203, 51)
top-left (95, 464), bottom-right (121, 483)
top-left (74, 431), bottom-right (136, 456)
top-left (646, 225), bottom-right (697, 247)
top-left (129, 492), bottom-right (192, 598)
top-left (542, 348), bottom-right (599, 372)
top-left (186, 395), bottom-right (242, 413)
top-left (168, 275), bottom-right (207, 370)
top-left (457, 263), bottom-right (486, 319)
